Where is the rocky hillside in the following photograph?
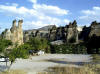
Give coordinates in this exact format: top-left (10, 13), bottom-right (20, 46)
top-left (38, 25), bottom-right (55, 31)
top-left (23, 20), bottom-right (78, 43)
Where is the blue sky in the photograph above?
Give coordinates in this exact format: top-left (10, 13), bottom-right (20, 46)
top-left (0, 0), bottom-right (100, 33)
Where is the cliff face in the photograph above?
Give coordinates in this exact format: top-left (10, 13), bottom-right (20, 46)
top-left (1, 20), bottom-right (23, 45)
top-left (48, 20), bottom-right (78, 43)
top-left (79, 21), bottom-right (100, 41)
top-left (89, 21), bottom-right (100, 37)
top-left (2, 19), bottom-right (100, 45)
top-left (66, 20), bottom-right (78, 43)
top-left (24, 20), bottom-right (79, 43)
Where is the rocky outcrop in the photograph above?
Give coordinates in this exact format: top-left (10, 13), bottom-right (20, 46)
top-left (79, 21), bottom-right (100, 41)
top-left (89, 21), bottom-right (100, 37)
top-left (23, 20), bottom-right (79, 43)
top-left (66, 20), bottom-right (78, 43)
top-left (23, 20), bottom-right (100, 44)
top-left (48, 25), bottom-right (57, 41)
top-left (2, 19), bottom-right (100, 46)
top-left (79, 26), bottom-right (90, 41)
top-left (1, 20), bottom-right (23, 45)
top-left (23, 25), bottom-right (54, 42)
top-left (48, 20), bottom-right (79, 43)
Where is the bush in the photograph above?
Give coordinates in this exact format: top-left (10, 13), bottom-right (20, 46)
top-left (50, 44), bottom-right (73, 54)
top-left (50, 44), bottom-right (87, 54)
top-left (0, 39), bottom-right (12, 53)
top-left (74, 44), bottom-right (87, 54)
top-left (28, 37), bottom-right (50, 52)
top-left (9, 44), bottom-right (30, 61)
top-left (86, 35), bottom-right (100, 54)
top-left (8, 37), bottom-right (50, 61)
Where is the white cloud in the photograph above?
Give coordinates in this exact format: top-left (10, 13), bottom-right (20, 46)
top-left (0, 3), bottom-right (68, 17)
top-left (33, 4), bottom-right (69, 16)
top-left (29, 0), bottom-right (37, 4)
top-left (24, 18), bottom-right (70, 30)
top-left (64, 19), bottom-right (70, 24)
top-left (0, 1), bottom-right (70, 30)
top-left (0, 5), bottom-right (28, 15)
top-left (12, 3), bottom-right (19, 7)
top-left (79, 6), bottom-right (100, 22)
top-left (81, 10), bottom-right (95, 15)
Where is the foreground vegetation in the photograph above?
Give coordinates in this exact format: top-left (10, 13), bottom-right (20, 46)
top-left (1, 70), bottom-right (27, 74)
top-left (1, 64), bottom-right (100, 74)
top-left (0, 37), bottom-right (50, 61)
top-left (0, 36), bottom-right (100, 63)
top-left (38, 64), bottom-right (100, 74)
top-left (38, 55), bottom-right (100, 74)
top-left (50, 43), bottom-right (87, 54)
top-left (0, 39), bottom-right (12, 53)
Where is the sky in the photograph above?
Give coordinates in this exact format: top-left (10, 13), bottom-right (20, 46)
top-left (0, 0), bottom-right (100, 33)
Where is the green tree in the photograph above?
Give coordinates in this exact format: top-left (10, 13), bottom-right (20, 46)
top-left (28, 37), bottom-right (50, 51)
top-left (0, 39), bottom-right (12, 53)
top-left (9, 44), bottom-right (30, 61)
top-left (50, 43), bottom-right (87, 54)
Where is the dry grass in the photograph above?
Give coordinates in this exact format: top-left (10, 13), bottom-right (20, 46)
top-left (92, 54), bottom-right (100, 62)
top-left (38, 64), bottom-right (100, 74)
top-left (38, 54), bottom-right (100, 74)
top-left (2, 54), bottom-right (100, 74)
top-left (1, 70), bottom-right (27, 74)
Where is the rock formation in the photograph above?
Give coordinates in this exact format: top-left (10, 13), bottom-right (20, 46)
top-left (66, 20), bottom-right (78, 43)
top-left (23, 20), bottom-right (100, 44)
top-left (23, 25), bottom-right (54, 42)
top-left (1, 19), bottom-right (100, 46)
top-left (48, 20), bottom-right (78, 43)
top-left (89, 21), bottom-right (100, 37)
top-left (1, 20), bottom-right (23, 45)
top-left (48, 25), bottom-right (57, 41)
top-left (23, 20), bottom-right (79, 43)
top-left (79, 21), bottom-right (100, 41)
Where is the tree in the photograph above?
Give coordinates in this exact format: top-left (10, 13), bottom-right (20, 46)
top-left (9, 43), bottom-right (30, 62)
top-left (0, 39), bottom-right (12, 53)
top-left (28, 37), bottom-right (50, 51)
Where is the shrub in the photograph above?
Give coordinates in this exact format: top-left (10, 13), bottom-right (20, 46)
top-left (0, 39), bottom-right (12, 53)
top-left (50, 44), bottom-right (87, 54)
top-left (74, 44), bottom-right (87, 54)
top-left (8, 44), bottom-right (30, 61)
top-left (28, 37), bottom-right (50, 52)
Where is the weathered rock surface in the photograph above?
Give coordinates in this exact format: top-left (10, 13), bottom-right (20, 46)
top-left (79, 21), bottom-right (100, 41)
top-left (89, 21), bottom-right (100, 37)
top-left (1, 20), bottom-right (23, 45)
top-left (2, 20), bottom-right (100, 45)
top-left (24, 20), bottom-right (79, 43)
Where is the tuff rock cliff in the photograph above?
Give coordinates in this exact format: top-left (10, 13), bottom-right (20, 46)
top-left (24, 20), bottom-right (79, 43)
top-left (79, 21), bottom-right (100, 41)
top-left (1, 20), bottom-right (23, 45)
top-left (89, 21), bottom-right (100, 37)
top-left (2, 20), bottom-right (100, 45)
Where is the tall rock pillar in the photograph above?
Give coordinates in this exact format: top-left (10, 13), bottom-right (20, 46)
top-left (17, 20), bottom-right (23, 45)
